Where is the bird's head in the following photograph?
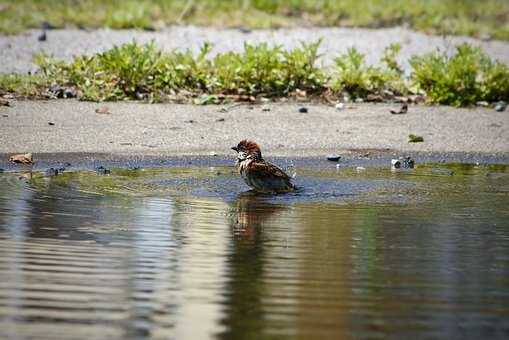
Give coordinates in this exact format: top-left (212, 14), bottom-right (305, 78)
top-left (231, 140), bottom-right (262, 161)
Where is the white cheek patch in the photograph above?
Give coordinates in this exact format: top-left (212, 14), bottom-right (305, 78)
top-left (237, 151), bottom-right (247, 160)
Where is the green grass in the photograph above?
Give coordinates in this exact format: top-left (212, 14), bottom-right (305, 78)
top-left (1, 0), bottom-right (509, 40)
top-left (411, 44), bottom-right (509, 106)
top-left (1, 41), bottom-right (508, 107)
top-left (331, 43), bottom-right (406, 99)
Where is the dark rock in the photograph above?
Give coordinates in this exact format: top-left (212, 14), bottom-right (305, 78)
top-left (38, 30), bottom-right (47, 42)
top-left (44, 168), bottom-right (59, 177)
top-left (298, 107), bottom-right (308, 113)
top-left (494, 101), bottom-right (507, 112)
top-left (184, 119), bottom-right (195, 123)
top-left (403, 156), bottom-right (415, 168)
top-left (390, 104), bottom-right (408, 114)
top-left (238, 27), bottom-right (252, 34)
top-left (95, 166), bottom-right (111, 175)
top-left (215, 118), bottom-right (225, 122)
top-left (391, 159), bottom-right (401, 169)
top-left (47, 85), bottom-right (76, 98)
top-left (326, 155), bottom-right (341, 162)
top-left (0, 168), bottom-right (4, 173)
top-left (48, 122), bottom-right (55, 126)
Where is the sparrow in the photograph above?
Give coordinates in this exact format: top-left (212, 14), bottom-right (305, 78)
top-left (231, 140), bottom-right (294, 193)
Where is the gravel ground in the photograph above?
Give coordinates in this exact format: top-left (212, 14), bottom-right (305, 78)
top-left (1, 26), bottom-right (509, 74)
top-left (1, 100), bottom-right (507, 156)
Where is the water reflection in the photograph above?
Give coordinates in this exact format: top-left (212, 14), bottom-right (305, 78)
top-left (0, 165), bottom-right (508, 339)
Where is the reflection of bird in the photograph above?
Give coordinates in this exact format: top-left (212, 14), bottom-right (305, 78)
top-left (233, 192), bottom-right (284, 240)
top-left (231, 140), bottom-right (294, 193)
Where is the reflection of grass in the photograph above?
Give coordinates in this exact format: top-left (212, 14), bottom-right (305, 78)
top-left (2, 41), bottom-right (508, 107)
top-left (1, 0), bottom-right (509, 40)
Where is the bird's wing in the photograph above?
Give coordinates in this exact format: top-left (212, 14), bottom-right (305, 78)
top-left (249, 160), bottom-right (292, 181)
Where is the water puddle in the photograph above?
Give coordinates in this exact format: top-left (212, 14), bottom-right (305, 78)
top-left (1, 163), bottom-right (508, 339)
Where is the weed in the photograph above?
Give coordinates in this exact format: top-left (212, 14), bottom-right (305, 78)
top-left (410, 44), bottom-right (509, 106)
top-left (331, 45), bottom-right (405, 98)
top-left (1, 41), bottom-right (507, 107)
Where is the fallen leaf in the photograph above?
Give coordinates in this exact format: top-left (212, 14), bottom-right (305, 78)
top-left (408, 134), bottom-right (424, 143)
top-left (9, 153), bottom-right (34, 165)
top-left (95, 106), bottom-right (110, 114)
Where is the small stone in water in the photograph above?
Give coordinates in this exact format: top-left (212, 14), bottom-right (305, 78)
top-left (335, 103), bottom-right (345, 111)
top-left (403, 156), bottom-right (415, 168)
top-left (48, 122), bottom-right (55, 126)
top-left (391, 159), bottom-right (401, 169)
top-left (209, 151), bottom-right (218, 156)
top-left (95, 166), bottom-right (111, 175)
top-left (298, 107), bottom-right (308, 113)
top-left (44, 168), bottom-right (59, 177)
top-left (327, 155), bottom-right (341, 162)
top-left (494, 101), bottom-right (507, 112)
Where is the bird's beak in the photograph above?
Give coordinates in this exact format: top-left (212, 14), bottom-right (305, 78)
top-left (231, 146), bottom-right (238, 152)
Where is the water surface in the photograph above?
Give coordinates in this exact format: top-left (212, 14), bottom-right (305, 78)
top-left (0, 164), bottom-right (508, 339)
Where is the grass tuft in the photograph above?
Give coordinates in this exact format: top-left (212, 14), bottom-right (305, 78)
top-left (331, 43), bottom-right (406, 99)
top-left (1, 0), bottom-right (508, 40)
top-left (1, 40), bottom-right (508, 107)
top-left (410, 44), bottom-right (509, 106)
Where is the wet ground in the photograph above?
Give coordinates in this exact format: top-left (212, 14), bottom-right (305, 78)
top-left (1, 158), bottom-right (508, 339)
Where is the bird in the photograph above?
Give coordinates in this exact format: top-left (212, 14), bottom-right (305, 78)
top-left (231, 140), bottom-right (294, 193)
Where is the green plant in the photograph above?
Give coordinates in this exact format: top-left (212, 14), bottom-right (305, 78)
top-left (331, 47), bottom-right (404, 98)
top-left (410, 44), bottom-right (509, 106)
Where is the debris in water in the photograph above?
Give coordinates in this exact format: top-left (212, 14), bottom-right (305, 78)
top-left (326, 155), bottom-right (341, 162)
top-left (48, 122), bottom-right (55, 126)
top-left (215, 118), bottom-right (225, 122)
top-left (95, 166), bottom-right (111, 175)
top-left (391, 159), bottom-right (402, 169)
top-left (298, 107), bottom-right (308, 113)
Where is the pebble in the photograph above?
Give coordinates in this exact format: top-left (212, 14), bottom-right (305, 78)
top-left (95, 166), bottom-right (111, 175)
top-left (37, 30), bottom-right (47, 42)
top-left (298, 107), bottom-right (308, 113)
top-left (48, 122), bottom-right (55, 126)
top-left (392, 156), bottom-right (415, 169)
top-left (326, 155), bottom-right (341, 162)
top-left (44, 168), bottom-right (59, 177)
top-left (391, 159), bottom-right (401, 169)
top-left (209, 151), bottom-right (218, 156)
top-left (335, 103), bottom-right (345, 111)
top-left (494, 101), bottom-right (507, 112)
